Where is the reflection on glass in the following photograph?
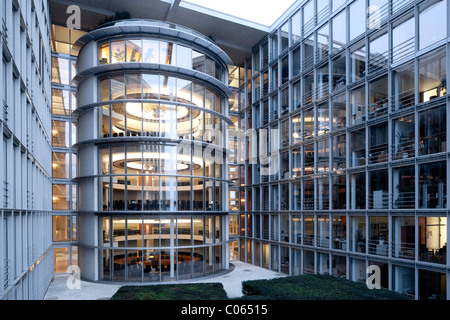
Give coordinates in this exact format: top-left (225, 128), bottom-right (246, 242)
top-left (332, 10), bottom-right (346, 52)
top-left (126, 40), bottom-right (142, 62)
top-left (419, 161), bottom-right (446, 209)
top-left (349, 0), bottom-right (365, 41)
top-left (111, 41), bottom-right (125, 63)
top-left (419, 0), bottom-right (447, 50)
top-left (419, 106), bottom-right (446, 155)
top-left (419, 49), bottom-right (447, 103)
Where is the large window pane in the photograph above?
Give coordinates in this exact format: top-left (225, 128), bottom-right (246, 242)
top-left (392, 15), bottom-right (415, 63)
top-left (111, 41), bottom-right (125, 63)
top-left (419, 0), bottom-right (447, 50)
top-left (393, 166), bottom-right (415, 209)
top-left (419, 106), bottom-right (446, 155)
top-left (419, 161), bottom-right (447, 209)
top-left (126, 40), bottom-right (142, 62)
top-left (332, 10), bottom-right (346, 52)
top-left (349, 0), bottom-right (366, 41)
top-left (419, 49), bottom-right (447, 103)
top-left (393, 114), bottom-right (415, 160)
top-left (392, 62), bottom-right (415, 110)
top-left (419, 217), bottom-right (447, 264)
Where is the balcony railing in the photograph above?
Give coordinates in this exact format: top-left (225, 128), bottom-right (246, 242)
top-left (392, 241), bottom-right (415, 260)
top-left (391, 88), bottom-right (415, 111)
top-left (368, 96), bottom-right (388, 119)
top-left (392, 138), bottom-right (415, 160)
top-left (368, 143), bottom-right (389, 164)
top-left (393, 191), bottom-right (415, 209)
top-left (392, 37), bottom-right (415, 64)
top-left (369, 190), bottom-right (389, 209)
top-left (368, 50), bottom-right (388, 74)
top-left (368, 239), bottom-right (388, 256)
top-left (303, 234), bottom-right (314, 246)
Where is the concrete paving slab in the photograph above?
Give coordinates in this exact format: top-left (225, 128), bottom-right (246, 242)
top-left (43, 261), bottom-right (284, 300)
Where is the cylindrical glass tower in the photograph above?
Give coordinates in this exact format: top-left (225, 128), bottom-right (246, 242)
top-left (73, 20), bottom-right (234, 282)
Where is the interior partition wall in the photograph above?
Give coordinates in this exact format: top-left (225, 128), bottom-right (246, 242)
top-left (73, 20), bottom-right (233, 283)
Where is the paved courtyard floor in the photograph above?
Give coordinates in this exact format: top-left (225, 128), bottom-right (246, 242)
top-left (43, 261), bottom-right (285, 300)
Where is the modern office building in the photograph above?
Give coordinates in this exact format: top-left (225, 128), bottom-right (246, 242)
top-left (1, 0), bottom-right (450, 300)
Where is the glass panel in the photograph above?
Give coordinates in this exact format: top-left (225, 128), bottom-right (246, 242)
top-left (332, 175), bottom-right (346, 209)
top-left (303, 0), bottom-right (315, 35)
top-left (111, 41), bottom-right (125, 63)
top-left (369, 170), bottom-right (388, 209)
top-left (52, 184), bottom-right (70, 210)
top-left (292, 11), bottom-right (301, 43)
top-left (332, 94), bottom-right (346, 132)
top-left (303, 179), bottom-right (314, 210)
top-left (332, 10), bottom-right (346, 52)
top-left (303, 143), bottom-right (314, 175)
top-left (419, 0), bottom-right (447, 50)
top-left (350, 43), bottom-right (366, 83)
top-left (317, 139), bottom-right (329, 173)
top-left (99, 43), bottom-right (110, 65)
top-left (100, 77), bottom-right (110, 101)
top-left (419, 106), bottom-right (447, 155)
top-left (393, 114), bottom-right (415, 160)
top-left (332, 53), bottom-right (346, 92)
top-left (332, 216), bottom-right (346, 250)
top-left (111, 75), bottom-right (125, 100)
top-left (111, 104), bottom-right (126, 137)
top-left (160, 42), bottom-right (175, 65)
top-left (393, 166), bottom-right (415, 209)
top-left (350, 216), bottom-right (366, 253)
top-left (349, 0), bottom-right (366, 41)
top-left (142, 40), bottom-right (159, 63)
top-left (332, 255), bottom-right (346, 278)
top-left (368, 216), bottom-right (389, 256)
top-left (303, 36), bottom-right (314, 70)
top-left (419, 49), bottom-right (447, 103)
top-left (419, 217), bottom-right (447, 264)
top-left (350, 86), bottom-right (366, 125)
top-left (52, 89), bottom-right (70, 116)
top-left (332, 134), bottom-right (346, 170)
top-left (368, 122), bottom-right (388, 164)
top-left (303, 215), bottom-right (314, 246)
top-left (193, 50), bottom-right (205, 72)
top-left (350, 128), bottom-right (365, 167)
top-left (317, 23), bottom-right (329, 62)
top-left (316, 64), bottom-right (329, 100)
top-left (392, 15), bottom-right (415, 63)
top-left (419, 161), bottom-right (447, 209)
top-left (52, 57), bottom-right (70, 85)
top-left (54, 248), bottom-right (70, 273)
top-left (350, 172), bottom-right (366, 209)
top-left (317, 177), bottom-right (329, 210)
top-left (392, 62), bottom-right (415, 110)
top-left (369, 32), bottom-right (388, 73)
top-left (126, 40), bottom-right (142, 62)
top-left (393, 217), bottom-right (415, 260)
top-left (53, 216), bottom-right (70, 242)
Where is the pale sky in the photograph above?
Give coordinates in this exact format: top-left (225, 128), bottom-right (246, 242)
top-left (185, 0), bottom-right (297, 26)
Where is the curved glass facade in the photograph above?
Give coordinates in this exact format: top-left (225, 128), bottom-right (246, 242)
top-left (96, 73), bottom-right (226, 140)
top-left (75, 22), bottom-right (232, 283)
top-left (98, 38), bottom-right (225, 81)
top-left (98, 143), bottom-right (225, 212)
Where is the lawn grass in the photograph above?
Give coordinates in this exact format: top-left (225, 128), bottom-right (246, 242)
top-left (110, 274), bottom-right (410, 300)
top-left (110, 283), bottom-right (228, 300)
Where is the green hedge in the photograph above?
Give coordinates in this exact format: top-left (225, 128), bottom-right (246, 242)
top-left (111, 283), bottom-right (228, 300)
top-left (241, 275), bottom-right (411, 300)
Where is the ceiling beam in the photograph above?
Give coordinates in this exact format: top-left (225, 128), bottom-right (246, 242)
top-left (165, 0), bottom-right (181, 21)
